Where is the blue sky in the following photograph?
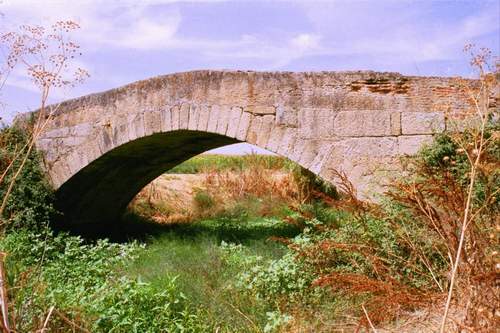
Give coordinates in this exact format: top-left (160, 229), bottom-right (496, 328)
top-left (1, 0), bottom-right (498, 153)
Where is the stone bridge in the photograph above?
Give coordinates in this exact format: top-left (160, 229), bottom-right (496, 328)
top-left (24, 70), bottom-right (476, 226)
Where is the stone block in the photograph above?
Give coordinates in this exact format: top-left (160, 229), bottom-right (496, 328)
top-left (179, 103), bottom-right (190, 129)
top-left (244, 105), bottom-right (275, 115)
top-left (310, 143), bottom-right (334, 174)
top-left (42, 127), bottom-right (71, 139)
top-left (78, 140), bottom-right (101, 166)
top-left (50, 161), bottom-right (71, 188)
top-left (35, 138), bottom-right (52, 154)
top-left (144, 110), bottom-right (161, 135)
top-left (188, 104), bottom-right (200, 130)
top-left (226, 107), bottom-right (243, 138)
top-left (334, 110), bottom-right (393, 137)
top-left (288, 138), bottom-right (306, 164)
top-left (276, 106), bottom-right (298, 127)
top-left (66, 150), bottom-right (87, 175)
top-left (97, 127), bottom-right (115, 154)
top-left (112, 122), bottom-right (130, 146)
top-left (398, 135), bottom-right (433, 155)
top-left (236, 111), bottom-right (251, 141)
top-left (60, 136), bottom-right (86, 147)
top-left (390, 112), bottom-right (401, 135)
top-left (207, 105), bottom-right (220, 133)
top-left (298, 108), bottom-right (334, 139)
top-left (331, 137), bottom-right (398, 158)
top-left (446, 115), bottom-right (481, 132)
top-left (70, 123), bottom-right (93, 137)
top-left (160, 106), bottom-right (172, 132)
top-left (266, 125), bottom-right (285, 153)
top-left (256, 115), bottom-right (274, 148)
top-left (170, 105), bottom-right (180, 130)
top-left (297, 140), bottom-right (317, 169)
top-left (128, 114), bottom-right (145, 140)
top-left (401, 112), bottom-right (445, 134)
top-left (216, 105), bottom-right (231, 135)
top-left (197, 105), bottom-right (210, 132)
top-left (246, 115), bottom-right (261, 144)
top-left (277, 127), bottom-right (297, 156)
top-left (276, 106), bottom-right (299, 127)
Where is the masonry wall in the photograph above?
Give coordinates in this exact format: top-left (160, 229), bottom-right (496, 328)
top-left (32, 70), bottom-right (478, 202)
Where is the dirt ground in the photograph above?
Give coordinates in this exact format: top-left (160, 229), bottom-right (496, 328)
top-left (139, 174), bottom-right (207, 205)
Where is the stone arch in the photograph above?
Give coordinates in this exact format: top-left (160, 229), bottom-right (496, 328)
top-left (25, 70), bottom-right (476, 226)
top-left (51, 100), bottom-right (326, 225)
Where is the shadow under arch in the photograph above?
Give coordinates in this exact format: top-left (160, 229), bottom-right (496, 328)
top-left (55, 130), bottom-right (238, 231)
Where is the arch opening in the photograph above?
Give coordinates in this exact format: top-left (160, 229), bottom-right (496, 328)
top-left (56, 130), bottom-right (239, 228)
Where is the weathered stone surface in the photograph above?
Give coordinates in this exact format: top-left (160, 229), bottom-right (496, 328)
top-left (401, 112), bottom-right (445, 134)
top-left (196, 105), bottom-right (210, 131)
top-left (266, 125), bottom-right (285, 153)
top-left (398, 135), bottom-right (434, 155)
top-left (236, 111), bottom-right (251, 141)
top-left (160, 106), bottom-right (172, 132)
top-left (216, 105), bottom-right (231, 135)
top-left (245, 115), bottom-right (261, 145)
top-left (188, 104), bottom-right (199, 130)
top-left (179, 103), bottom-right (190, 129)
top-left (331, 137), bottom-right (398, 158)
top-left (20, 70), bottom-right (476, 225)
top-left (334, 110), bottom-right (392, 137)
top-left (298, 140), bottom-right (330, 174)
top-left (256, 115), bottom-right (274, 147)
top-left (170, 105), bottom-right (180, 130)
top-left (277, 127), bottom-right (297, 156)
top-left (298, 108), bottom-right (335, 139)
top-left (42, 127), bottom-right (72, 138)
top-left (244, 105), bottom-right (275, 115)
top-left (390, 112), bottom-right (401, 135)
top-left (59, 136), bottom-right (87, 147)
top-left (128, 114), bottom-right (145, 140)
top-left (206, 105), bottom-right (220, 133)
top-left (144, 110), bottom-right (161, 135)
top-left (226, 107), bottom-right (243, 138)
top-left (276, 106), bottom-right (297, 127)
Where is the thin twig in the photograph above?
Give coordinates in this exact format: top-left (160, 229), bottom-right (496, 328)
top-left (0, 253), bottom-right (11, 333)
top-left (362, 305), bottom-right (378, 333)
top-left (39, 306), bottom-right (54, 333)
top-left (53, 309), bottom-right (91, 333)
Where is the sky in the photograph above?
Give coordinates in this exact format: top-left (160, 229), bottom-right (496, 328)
top-left (0, 0), bottom-right (498, 154)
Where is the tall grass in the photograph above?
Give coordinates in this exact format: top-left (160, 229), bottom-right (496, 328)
top-left (132, 153), bottom-right (337, 224)
top-left (167, 154), bottom-right (294, 174)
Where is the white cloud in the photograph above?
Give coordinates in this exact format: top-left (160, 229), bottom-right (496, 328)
top-left (299, 0), bottom-right (499, 65)
top-left (1, 0), bottom-right (183, 51)
top-left (1, 0), bottom-right (498, 94)
top-left (290, 33), bottom-right (321, 50)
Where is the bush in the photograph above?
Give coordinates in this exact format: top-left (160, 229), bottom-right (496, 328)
top-left (193, 188), bottom-right (215, 211)
top-left (0, 126), bottom-right (57, 230)
top-left (0, 227), bottom-right (208, 332)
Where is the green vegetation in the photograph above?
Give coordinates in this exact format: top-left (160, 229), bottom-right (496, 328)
top-left (167, 154), bottom-right (293, 174)
top-left (0, 127), bottom-right (57, 230)
top-left (0, 122), bottom-right (498, 331)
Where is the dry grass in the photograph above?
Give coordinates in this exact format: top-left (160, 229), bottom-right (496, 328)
top-left (130, 155), bottom-right (306, 223)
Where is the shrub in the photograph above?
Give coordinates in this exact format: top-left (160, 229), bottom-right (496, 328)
top-left (0, 126), bottom-right (57, 230)
top-left (193, 188), bottom-right (215, 211)
top-left (0, 227), bottom-right (209, 332)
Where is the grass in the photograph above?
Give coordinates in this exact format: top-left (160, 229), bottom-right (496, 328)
top-left (167, 154), bottom-right (295, 174)
top-left (120, 214), bottom-right (302, 332)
